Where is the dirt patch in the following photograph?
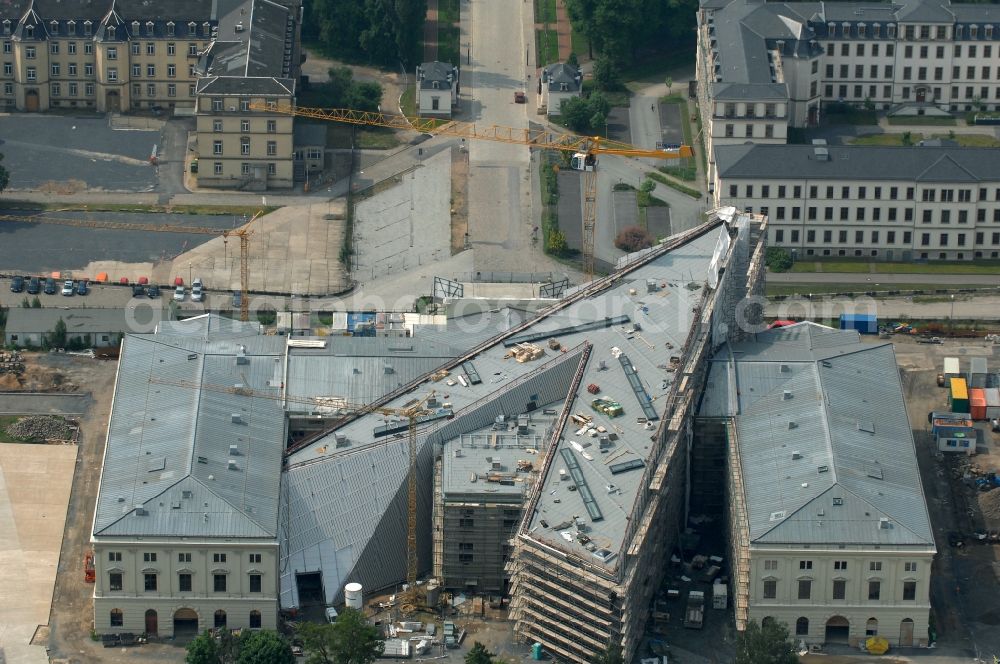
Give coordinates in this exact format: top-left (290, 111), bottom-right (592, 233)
top-left (300, 48), bottom-right (404, 114)
top-left (451, 145), bottom-right (469, 254)
top-left (0, 351), bottom-right (86, 392)
top-left (36, 178), bottom-right (88, 194)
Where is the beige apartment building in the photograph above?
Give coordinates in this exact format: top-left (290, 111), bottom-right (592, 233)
top-left (697, 0), bottom-right (1000, 183)
top-left (0, 0), bottom-right (305, 190)
top-left (714, 142), bottom-right (1000, 260)
top-left (699, 323), bottom-right (936, 648)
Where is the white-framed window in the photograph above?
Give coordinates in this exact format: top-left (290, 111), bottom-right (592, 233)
top-left (240, 98), bottom-right (250, 112)
top-left (51, 64), bottom-right (60, 76)
top-left (240, 137), bottom-right (250, 155)
top-left (68, 63), bottom-right (77, 76)
top-left (107, 68), bottom-right (117, 82)
top-left (146, 64), bottom-right (155, 77)
top-left (266, 141), bottom-right (277, 156)
top-left (869, 561), bottom-right (882, 571)
top-left (132, 64), bottom-right (141, 77)
top-left (146, 42), bottom-right (155, 55)
top-left (213, 553), bottom-right (227, 563)
top-left (83, 20), bottom-right (92, 36)
top-left (249, 553), bottom-right (262, 564)
top-left (108, 551), bottom-right (122, 562)
top-left (167, 64), bottom-right (175, 78)
top-left (25, 46), bottom-right (35, 59)
top-left (307, 148), bottom-right (322, 160)
top-left (84, 63), bottom-right (94, 76)
top-left (131, 41), bottom-right (140, 56)
top-left (213, 119), bottom-right (222, 131)
top-left (904, 561), bottom-right (917, 572)
top-left (52, 82), bottom-right (61, 96)
top-left (2, 62), bottom-right (10, 76)
top-left (166, 22), bottom-right (175, 37)
top-left (188, 42), bottom-right (198, 56)
top-left (68, 41), bottom-right (76, 54)
top-left (146, 83), bottom-right (155, 97)
top-left (167, 42), bottom-right (175, 55)
top-left (214, 161), bottom-right (223, 174)
top-left (167, 83), bottom-right (175, 97)
top-left (106, 46), bottom-right (117, 60)
top-left (241, 162), bottom-right (250, 175)
top-left (241, 119), bottom-right (250, 132)
top-left (25, 67), bottom-right (35, 81)
top-left (85, 82), bottom-right (94, 96)
top-left (50, 41), bottom-right (59, 54)
top-left (267, 162), bottom-right (276, 175)
top-left (84, 42), bottom-right (93, 55)
top-left (4, 82), bottom-right (12, 95)
top-left (106, 26), bottom-right (115, 40)
top-left (764, 560), bottom-right (778, 571)
top-left (213, 140), bottom-right (223, 155)
top-left (68, 82), bottom-right (77, 96)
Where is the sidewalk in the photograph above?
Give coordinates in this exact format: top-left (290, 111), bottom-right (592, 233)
top-left (423, 0), bottom-right (439, 61)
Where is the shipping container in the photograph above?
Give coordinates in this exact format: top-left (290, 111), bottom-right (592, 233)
top-left (944, 357), bottom-right (961, 380)
top-left (950, 377), bottom-right (970, 414)
top-left (970, 387), bottom-right (987, 421)
top-left (985, 388), bottom-right (1000, 419)
top-left (969, 357), bottom-right (989, 388)
top-left (839, 313), bottom-right (878, 334)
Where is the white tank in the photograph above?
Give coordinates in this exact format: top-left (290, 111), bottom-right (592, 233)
top-left (344, 582), bottom-right (363, 610)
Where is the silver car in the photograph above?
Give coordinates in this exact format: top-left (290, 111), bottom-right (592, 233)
top-left (173, 285), bottom-right (186, 301)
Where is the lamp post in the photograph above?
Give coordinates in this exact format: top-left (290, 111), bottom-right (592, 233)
top-left (950, 294), bottom-right (955, 334)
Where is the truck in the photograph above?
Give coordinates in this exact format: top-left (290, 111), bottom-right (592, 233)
top-left (683, 591), bottom-right (704, 629)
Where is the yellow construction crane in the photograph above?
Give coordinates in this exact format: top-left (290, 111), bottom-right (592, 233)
top-left (148, 375), bottom-right (434, 611)
top-left (249, 103), bottom-right (692, 279)
top-left (0, 211), bottom-right (262, 322)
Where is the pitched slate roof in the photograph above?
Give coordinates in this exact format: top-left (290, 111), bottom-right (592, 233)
top-left (700, 323), bottom-right (935, 548)
top-left (545, 63), bottom-right (581, 92)
top-left (715, 143), bottom-right (1000, 182)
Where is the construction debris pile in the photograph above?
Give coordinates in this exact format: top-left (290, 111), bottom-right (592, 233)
top-left (979, 486), bottom-right (1000, 522)
top-left (505, 343), bottom-right (544, 363)
top-left (0, 350), bottom-right (24, 375)
top-left (6, 415), bottom-right (73, 442)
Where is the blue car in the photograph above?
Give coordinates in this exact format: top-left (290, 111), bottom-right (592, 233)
top-left (76, 280), bottom-right (89, 295)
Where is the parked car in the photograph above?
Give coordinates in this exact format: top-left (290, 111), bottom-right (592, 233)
top-left (61, 280), bottom-right (75, 296)
top-left (146, 284), bottom-right (160, 298)
top-left (132, 284), bottom-right (146, 297)
top-left (10, 275), bottom-right (24, 292)
top-left (27, 276), bottom-right (40, 294)
top-left (191, 277), bottom-right (204, 302)
top-left (514, 91), bottom-right (526, 103)
top-left (232, 290), bottom-right (242, 309)
top-left (76, 280), bottom-right (89, 296)
top-left (43, 277), bottom-right (57, 294)
top-left (173, 285), bottom-right (186, 301)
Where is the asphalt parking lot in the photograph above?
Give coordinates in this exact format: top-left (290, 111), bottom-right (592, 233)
top-left (0, 210), bottom-right (245, 273)
top-left (0, 114), bottom-right (160, 192)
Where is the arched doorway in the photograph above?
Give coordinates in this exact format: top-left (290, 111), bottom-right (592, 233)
top-left (825, 615), bottom-right (850, 643)
top-left (249, 610), bottom-right (261, 629)
top-left (173, 608), bottom-right (199, 638)
top-left (24, 90), bottom-right (39, 112)
top-left (145, 609), bottom-right (158, 635)
top-left (866, 618), bottom-right (878, 636)
top-left (795, 617), bottom-right (810, 636)
top-left (899, 618), bottom-right (914, 647)
top-left (105, 90), bottom-right (120, 112)
top-left (214, 609), bottom-right (227, 629)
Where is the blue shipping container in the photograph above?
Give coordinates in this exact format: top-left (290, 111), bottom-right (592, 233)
top-left (839, 313), bottom-right (878, 334)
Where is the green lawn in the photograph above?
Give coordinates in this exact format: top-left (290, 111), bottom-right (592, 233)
top-left (823, 103), bottom-right (877, 126)
top-left (646, 170), bottom-right (700, 198)
top-left (887, 115), bottom-right (956, 126)
top-left (0, 416), bottom-right (28, 444)
top-left (535, 0), bottom-right (556, 24)
top-left (788, 259), bottom-right (1000, 275)
top-left (658, 96), bottom-right (696, 178)
top-left (400, 86), bottom-right (416, 117)
top-left (570, 29), bottom-right (588, 61)
top-left (438, 25), bottom-right (460, 69)
top-left (621, 46), bottom-right (695, 88)
top-left (536, 29), bottom-right (560, 66)
top-left (850, 132), bottom-right (1000, 147)
top-left (326, 124), bottom-right (400, 150)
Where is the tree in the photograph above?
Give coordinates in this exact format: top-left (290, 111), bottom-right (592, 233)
top-left (21, 296), bottom-right (30, 308)
top-left (465, 642), bottom-right (496, 664)
top-left (593, 56), bottom-right (622, 91)
top-left (764, 247), bottom-right (793, 273)
top-left (185, 630), bottom-right (222, 664)
top-left (591, 110), bottom-right (607, 136)
top-left (46, 317), bottom-right (67, 349)
top-left (0, 153), bottom-right (9, 193)
top-left (560, 96), bottom-right (593, 132)
top-left (664, 76), bottom-right (673, 94)
top-left (734, 620), bottom-right (799, 664)
top-left (545, 228), bottom-right (568, 256)
top-left (31, 296), bottom-right (41, 308)
top-left (237, 631), bottom-right (294, 664)
top-left (567, 51), bottom-right (579, 67)
top-left (590, 644), bottom-right (624, 664)
top-left (298, 608), bottom-right (383, 664)
top-left (614, 225), bottom-right (654, 252)
top-left (901, 131), bottom-right (914, 147)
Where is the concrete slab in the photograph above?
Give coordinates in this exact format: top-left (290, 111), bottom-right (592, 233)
top-left (646, 206), bottom-right (671, 240)
top-left (353, 149), bottom-right (451, 285)
top-left (0, 443), bottom-right (77, 664)
top-left (607, 106), bottom-right (631, 144)
top-left (612, 189), bottom-right (639, 235)
top-left (556, 170), bottom-right (582, 252)
top-left (658, 102), bottom-right (684, 146)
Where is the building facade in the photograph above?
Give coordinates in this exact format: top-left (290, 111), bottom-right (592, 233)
top-left (92, 316), bottom-right (286, 638)
top-left (697, 0), bottom-right (1000, 181)
top-left (700, 323), bottom-right (936, 648)
top-left (714, 143), bottom-right (1000, 260)
top-left (541, 62), bottom-right (582, 116)
top-left (416, 61), bottom-right (458, 118)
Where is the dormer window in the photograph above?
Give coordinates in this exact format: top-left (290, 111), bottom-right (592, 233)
top-left (50, 20), bottom-right (58, 34)
top-left (188, 21), bottom-right (196, 36)
top-left (131, 20), bottom-right (139, 34)
top-left (106, 26), bottom-right (115, 40)
top-left (2, 20), bottom-right (9, 36)
top-left (887, 23), bottom-right (896, 38)
top-left (84, 20), bottom-right (92, 36)
top-left (827, 22), bottom-right (835, 36)
top-left (166, 21), bottom-right (175, 37)
top-left (432, 80), bottom-right (440, 89)
top-left (873, 23), bottom-right (880, 38)
top-left (858, 23), bottom-right (865, 38)
top-left (25, 25), bottom-right (34, 39)
top-left (971, 25), bottom-right (978, 39)
top-left (956, 25), bottom-right (963, 39)
top-left (202, 21), bottom-right (210, 37)
top-left (146, 21), bottom-right (154, 36)
top-left (67, 20), bottom-right (76, 35)
top-left (560, 82), bottom-right (568, 91)
top-left (987, 25), bottom-right (994, 39)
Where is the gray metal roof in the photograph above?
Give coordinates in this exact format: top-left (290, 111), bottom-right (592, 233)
top-left (277, 221), bottom-right (740, 607)
top-left (93, 315), bottom-right (286, 540)
top-left (715, 143), bottom-right (1000, 182)
top-left (3, 307), bottom-right (162, 335)
top-left (284, 337), bottom-right (465, 410)
top-left (0, 0), bottom-right (216, 21)
top-left (895, 0), bottom-right (954, 23)
top-left (700, 323), bottom-right (935, 549)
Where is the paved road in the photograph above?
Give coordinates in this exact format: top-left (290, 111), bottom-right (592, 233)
top-left (764, 293), bottom-right (1000, 321)
top-left (768, 271), bottom-right (1000, 285)
top-left (0, 392), bottom-right (92, 415)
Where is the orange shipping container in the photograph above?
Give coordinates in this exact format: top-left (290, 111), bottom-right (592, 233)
top-left (970, 387), bottom-right (987, 421)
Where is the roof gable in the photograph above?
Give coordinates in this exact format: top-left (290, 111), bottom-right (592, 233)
top-left (917, 154), bottom-right (980, 182)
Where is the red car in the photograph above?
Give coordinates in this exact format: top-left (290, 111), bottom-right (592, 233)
top-left (514, 91), bottom-right (526, 103)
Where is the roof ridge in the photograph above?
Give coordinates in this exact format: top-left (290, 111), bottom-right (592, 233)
top-left (187, 475), bottom-right (271, 533)
top-left (919, 153), bottom-right (979, 181)
top-left (94, 474), bottom-right (192, 534)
